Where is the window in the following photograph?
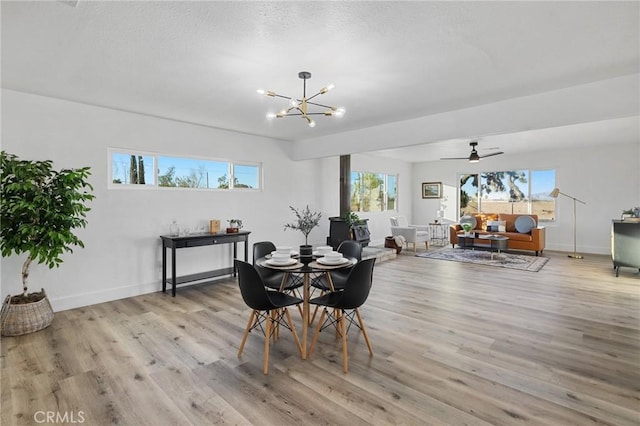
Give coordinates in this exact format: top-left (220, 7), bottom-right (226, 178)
top-left (232, 163), bottom-right (260, 189)
top-left (530, 170), bottom-right (556, 221)
top-left (111, 153), bottom-right (155, 185)
top-left (350, 171), bottom-right (398, 212)
top-left (459, 169), bottom-right (555, 221)
top-left (109, 150), bottom-right (261, 190)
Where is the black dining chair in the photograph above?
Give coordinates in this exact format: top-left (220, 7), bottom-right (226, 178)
top-left (308, 258), bottom-right (375, 373)
top-left (311, 240), bottom-right (362, 292)
top-left (253, 241), bottom-right (303, 294)
top-left (235, 260), bottom-right (303, 375)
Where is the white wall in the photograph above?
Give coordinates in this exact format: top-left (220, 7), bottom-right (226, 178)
top-left (0, 90), bottom-right (329, 310)
top-left (413, 141), bottom-right (640, 254)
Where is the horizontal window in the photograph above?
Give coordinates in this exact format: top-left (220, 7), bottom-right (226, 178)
top-left (109, 149), bottom-right (261, 190)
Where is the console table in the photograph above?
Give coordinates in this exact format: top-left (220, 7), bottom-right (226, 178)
top-left (611, 220), bottom-right (640, 277)
top-left (160, 231), bottom-right (250, 296)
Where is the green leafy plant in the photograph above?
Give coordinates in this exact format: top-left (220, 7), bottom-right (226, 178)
top-left (341, 211), bottom-right (361, 226)
top-left (284, 205), bottom-right (322, 245)
top-left (227, 219), bottom-right (243, 229)
top-left (462, 223), bottom-right (473, 233)
top-left (0, 151), bottom-right (95, 301)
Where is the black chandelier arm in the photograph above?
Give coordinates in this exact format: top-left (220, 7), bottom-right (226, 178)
top-left (269, 93), bottom-right (294, 101)
top-left (305, 100), bottom-right (335, 109)
top-left (278, 112), bottom-right (332, 117)
top-left (305, 91), bottom-right (328, 102)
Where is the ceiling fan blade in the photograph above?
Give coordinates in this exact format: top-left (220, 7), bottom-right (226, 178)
top-left (479, 151), bottom-right (504, 158)
top-left (440, 157), bottom-right (470, 160)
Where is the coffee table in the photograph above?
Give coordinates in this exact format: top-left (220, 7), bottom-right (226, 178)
top-left (457, 234), bottom-right (509, 260)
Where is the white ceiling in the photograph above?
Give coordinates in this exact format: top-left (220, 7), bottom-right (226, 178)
top-left (2, 1), bottom-right (639, 160)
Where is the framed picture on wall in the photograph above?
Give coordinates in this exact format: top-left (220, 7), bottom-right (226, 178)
top-left (422, 182), bottom-right (442, 199)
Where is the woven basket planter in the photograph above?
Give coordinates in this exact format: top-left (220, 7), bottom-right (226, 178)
top-left (1, 289), bottom-right (54, 336)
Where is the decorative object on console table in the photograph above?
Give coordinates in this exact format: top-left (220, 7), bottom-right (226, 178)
top-left (226, 219), bottom-right (243, 233)
top-left (621, 208), bottom-right (640, 222)
top-left (169, 220), bottom-right (180, 236)
top-left (549, 188), bottom-right (586, 259)
top-left (209, 219), bottom-right (221, 233)
top-left (422, 182), bottom-right (442, 199)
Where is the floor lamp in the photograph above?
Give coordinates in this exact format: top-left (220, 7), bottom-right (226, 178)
top-left (550, 187), bottom-right (586, 259)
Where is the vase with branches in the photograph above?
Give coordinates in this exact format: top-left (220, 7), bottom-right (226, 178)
top-left (283, 205), bottom-right (322, 246)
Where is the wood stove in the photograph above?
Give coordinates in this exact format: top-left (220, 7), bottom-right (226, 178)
top-left (327, 217), bottom-right (370, 250)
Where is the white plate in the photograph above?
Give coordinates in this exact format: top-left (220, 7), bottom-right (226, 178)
top-left (265, 258), bottom-right (297, 266)
top-left (317, 257), bottom-right (350, 266)
top-left (313, 250), bottom-right (333, 256)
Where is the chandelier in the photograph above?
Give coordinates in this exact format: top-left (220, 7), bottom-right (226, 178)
top-left (257, 71), bottom-right (345, 128)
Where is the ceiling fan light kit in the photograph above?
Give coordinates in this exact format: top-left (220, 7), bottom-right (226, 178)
top-left (257, 71), bottom-right (345, 128)
top-left (441, 141), bottom-right (504, 162)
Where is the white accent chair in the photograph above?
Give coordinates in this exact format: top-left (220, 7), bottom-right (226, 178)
top-left (390, 216), bottom-right (429, 252)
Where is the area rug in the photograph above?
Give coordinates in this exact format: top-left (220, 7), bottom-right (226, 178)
top-left (416, 247), bottom-right (549, 272)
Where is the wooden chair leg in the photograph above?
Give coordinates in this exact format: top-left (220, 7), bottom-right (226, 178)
top-left (340, 310), bottom-right (348, 373)
top-left (238, 310), bottom-right (256, 357)
top-left (263, 310), bottom-right (271, 375)
top-left (284, 307), bottom-right (303, 356)
top-left (308, 308), bottom-right (327, 356)
top-left (356, 308), bottom-right (373, 355)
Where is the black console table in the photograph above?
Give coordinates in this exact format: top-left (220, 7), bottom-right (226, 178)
top-left (160, 231), bottom-right (250, 296)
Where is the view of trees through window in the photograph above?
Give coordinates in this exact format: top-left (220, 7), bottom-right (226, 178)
top-left (351, 171), bottom-right (397, 212)
top-left (111, 151), bottom-right (261, 190)
top-left (459, 169), bottom-right (556, 221)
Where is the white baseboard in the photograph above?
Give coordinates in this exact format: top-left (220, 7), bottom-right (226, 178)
top-left (50, 276), bottom-right (234, 312)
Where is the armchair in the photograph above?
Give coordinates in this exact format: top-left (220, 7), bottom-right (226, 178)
top-left (390, 216), bottom-right (429, 252)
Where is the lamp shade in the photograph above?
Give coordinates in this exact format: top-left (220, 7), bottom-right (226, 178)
top-left (549, 188), bottom-right (560, 198)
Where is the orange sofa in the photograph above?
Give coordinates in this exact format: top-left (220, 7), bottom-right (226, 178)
top-left (449, 213), bottom-right (545, 256)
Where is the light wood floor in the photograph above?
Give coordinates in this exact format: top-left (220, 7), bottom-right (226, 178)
top-left (2, 250), bottom-right (639, 425)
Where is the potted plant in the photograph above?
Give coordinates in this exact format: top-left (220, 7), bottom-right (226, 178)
top-left (226, 219), bottom-right (243, 233)
top-left (0, 151), bottom-right (95, 336)
top-left (284, 205), bottom-right (322, 257)
top-left (462, 223), bottom-right (473, 236)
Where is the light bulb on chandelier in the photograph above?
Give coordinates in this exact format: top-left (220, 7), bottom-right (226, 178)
top-left (258, 71), bottom-right (345, 128)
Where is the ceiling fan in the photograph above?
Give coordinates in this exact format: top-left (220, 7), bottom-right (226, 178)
top-left (440, 141), bottom-right (504, 163)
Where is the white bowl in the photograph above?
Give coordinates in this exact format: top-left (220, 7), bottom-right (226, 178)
top-left (323, 252), bottom-right (343, 261)
top-left (271, 253), bottom-right (291, 263)
top-left (316, 246), bottom-right (333, 254)
top-left (275, 246), bottom-right (292, 255)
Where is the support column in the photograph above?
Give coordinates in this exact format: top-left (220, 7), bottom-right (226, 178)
top-left (339, 155), bottom-right (350, 217)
